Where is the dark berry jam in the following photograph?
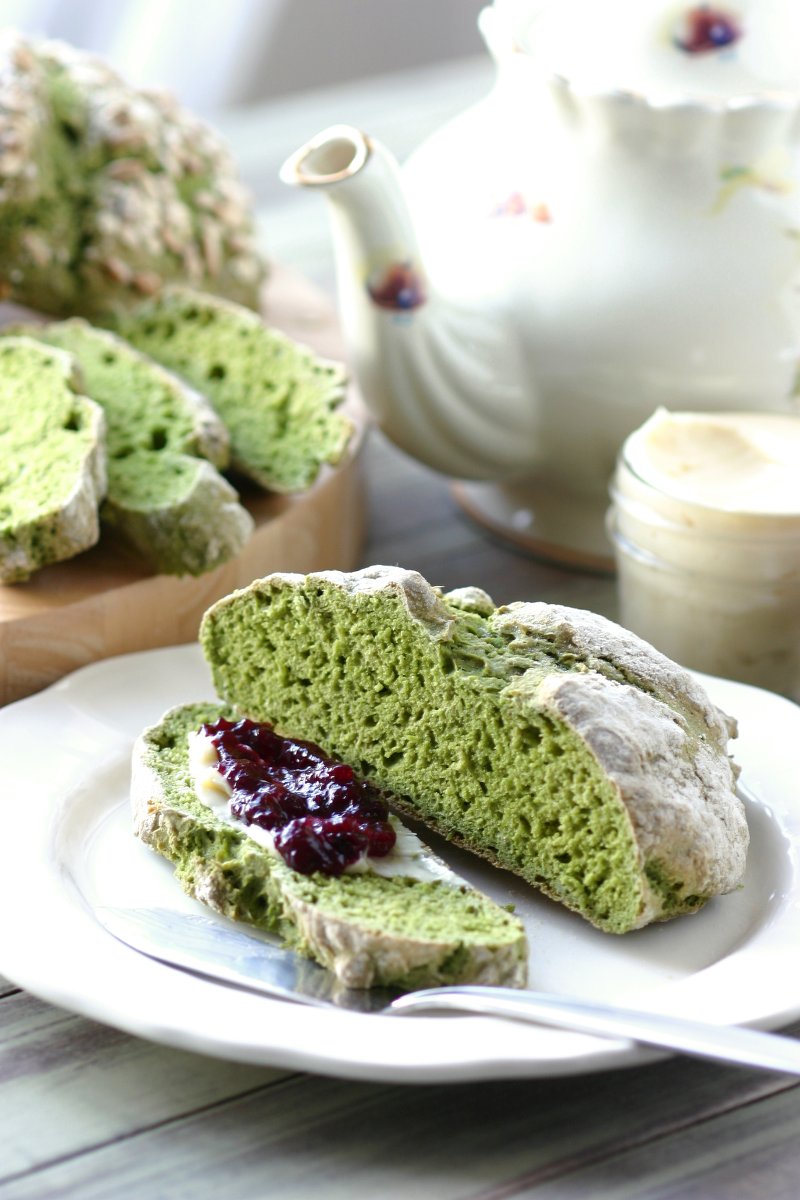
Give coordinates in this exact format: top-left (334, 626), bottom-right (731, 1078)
top-left (200, 717), bottom-right (396, 877)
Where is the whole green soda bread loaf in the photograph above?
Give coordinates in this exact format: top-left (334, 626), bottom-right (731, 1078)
top-left (0, 32), bottom-right (265, 318)
top-left (7, 320), bottom-right (253, 576)
top-left (199, 566), bottom-right (749, 934)
top-left (112, 287), bottom-right (353, 492)
top-left (0, 337), bottom-right (106, 582)
top-left (133, 701), bottom-right (528, 989)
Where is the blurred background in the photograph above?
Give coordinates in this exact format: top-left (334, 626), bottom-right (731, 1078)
top-left (1, 0), bottom-right (486, 114)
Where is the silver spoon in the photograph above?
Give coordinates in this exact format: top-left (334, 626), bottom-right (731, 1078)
top-left (95, 905), bottom-right (800, 1076)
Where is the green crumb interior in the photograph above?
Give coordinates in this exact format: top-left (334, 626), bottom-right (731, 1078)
top-left (200, 576), bottom-right (654, 934)
top-left (112, 287), bottom-right (353, 492)
top-left (0, 337), bottom-right (99, 528)
top-left (107, 452), bottom-right (203, 509)
top-left (143, 702), bottom-right (525, 989)
top-left (30, 320), bottom-right (208, 462)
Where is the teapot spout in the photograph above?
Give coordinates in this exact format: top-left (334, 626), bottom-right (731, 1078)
top-left (281, 126), bottom-right (534, 480)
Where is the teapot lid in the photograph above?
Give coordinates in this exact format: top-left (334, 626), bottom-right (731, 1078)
top-left (486, 0), bottom-right (800, 100)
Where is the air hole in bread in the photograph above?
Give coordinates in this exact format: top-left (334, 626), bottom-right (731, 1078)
top-left (59, 120), bottom-right (80, 145)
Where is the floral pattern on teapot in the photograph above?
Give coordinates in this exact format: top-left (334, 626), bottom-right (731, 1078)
top-left (672, 5), bottom-right (743, 55)
top-left (366, 260), bottom-right (427, 312)
top-left (490, 193), bottom-right (552, 223)
top-left (712, 149), bottom-right (794, 213)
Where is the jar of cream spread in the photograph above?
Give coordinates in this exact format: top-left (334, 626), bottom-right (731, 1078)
top-left (608, 409), bottom-right (800, 700)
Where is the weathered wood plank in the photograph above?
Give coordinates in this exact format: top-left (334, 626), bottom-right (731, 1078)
top-left (510, 1070), bottom-right (800, 1200)
top-left (3, 1044), bottom-right (799, 1200)
top-left (0, 991), bottom-right (292, 1183)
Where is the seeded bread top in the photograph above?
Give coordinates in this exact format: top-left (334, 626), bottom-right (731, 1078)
top-left (0, 31), bottom-right (266, 318)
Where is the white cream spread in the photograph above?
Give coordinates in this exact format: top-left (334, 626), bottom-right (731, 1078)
top-left (622, 409), bottom-right (800, 516)
top-left (610, 409), bottom-right (800, 698)
top-left (187, 730), bottom-right (458, 884)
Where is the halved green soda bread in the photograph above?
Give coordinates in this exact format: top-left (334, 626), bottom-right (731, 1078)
top-left (133, 701), bottom-right (528, 989)
top-left (6, 320), bottom-right (253, 576)
top-left (199, 566), bottom-right (749, 934)
top-left (0, 337), bottom-right (106, 582)
top-left (112, 287), bottom-right (353, 493)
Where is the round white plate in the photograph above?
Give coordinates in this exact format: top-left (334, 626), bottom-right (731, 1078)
top-left (1, 645), bottom-right (799, 1083)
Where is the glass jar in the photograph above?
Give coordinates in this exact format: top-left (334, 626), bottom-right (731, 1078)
top-left (608, 415), bottom-right (800, 701)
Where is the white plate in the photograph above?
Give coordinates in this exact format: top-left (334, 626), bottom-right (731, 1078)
top-left (1, 645), bottom-right (799, 1083)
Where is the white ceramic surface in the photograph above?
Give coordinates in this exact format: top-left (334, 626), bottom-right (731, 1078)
top-left (1, 644), bottom-right (799, 1083)
top-left (283, 1), bottom-right (800, 562)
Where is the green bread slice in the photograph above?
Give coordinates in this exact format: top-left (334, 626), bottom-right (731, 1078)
top-left (133, 701), bottom-right (528, 990)
top-left (110, 286), bottom-right (353, 493)
top-left (0, 337), bottom-right (106, 583)
top-left (5, 320), bottom-right (253, 576)
top-left (20, 319), bottom-right (231, 468)
top-left (199, 566), bottom-right (749, 934)
top-left (104, 452), bottom-right (253, 577)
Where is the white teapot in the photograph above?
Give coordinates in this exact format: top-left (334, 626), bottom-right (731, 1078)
top-left (282, 0), bottom-right (800, 566)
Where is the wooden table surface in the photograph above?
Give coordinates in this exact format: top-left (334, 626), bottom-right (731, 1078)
top-left (2, 55), bottom-right (800, 1200)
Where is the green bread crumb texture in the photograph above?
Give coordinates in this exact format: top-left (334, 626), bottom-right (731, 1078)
top-left (0, 337), bottom-right (104, 577)
top-left (112, 287), bottom-right (353, 493)
top-left (143, 702), bottom-right (525, 987)
top-left (24, 320), bottom-right (225, 465)
top-left (199, 575), bottom-right (701, 934)
top-left (0, 320), bottom-right (253, 577)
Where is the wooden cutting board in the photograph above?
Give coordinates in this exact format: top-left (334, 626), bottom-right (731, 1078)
top-left (0, 266), bottom-right (367, 706)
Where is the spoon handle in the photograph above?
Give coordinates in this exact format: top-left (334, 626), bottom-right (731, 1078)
top-left (390, 986), bottom-right (800, 1075)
